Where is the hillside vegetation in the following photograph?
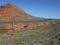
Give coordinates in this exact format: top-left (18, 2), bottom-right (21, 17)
top-left (0, 19), bottom-right (60, 45)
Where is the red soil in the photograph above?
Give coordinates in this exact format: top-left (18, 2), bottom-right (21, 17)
top-left (0, 22), bottom-right (56, 32)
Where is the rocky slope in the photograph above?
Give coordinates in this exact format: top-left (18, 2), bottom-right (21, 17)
top-left (0, 3), bottom-right (31, 17)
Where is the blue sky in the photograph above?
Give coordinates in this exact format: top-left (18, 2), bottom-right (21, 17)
top-left (0, 0), bottom-right (60, 18)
